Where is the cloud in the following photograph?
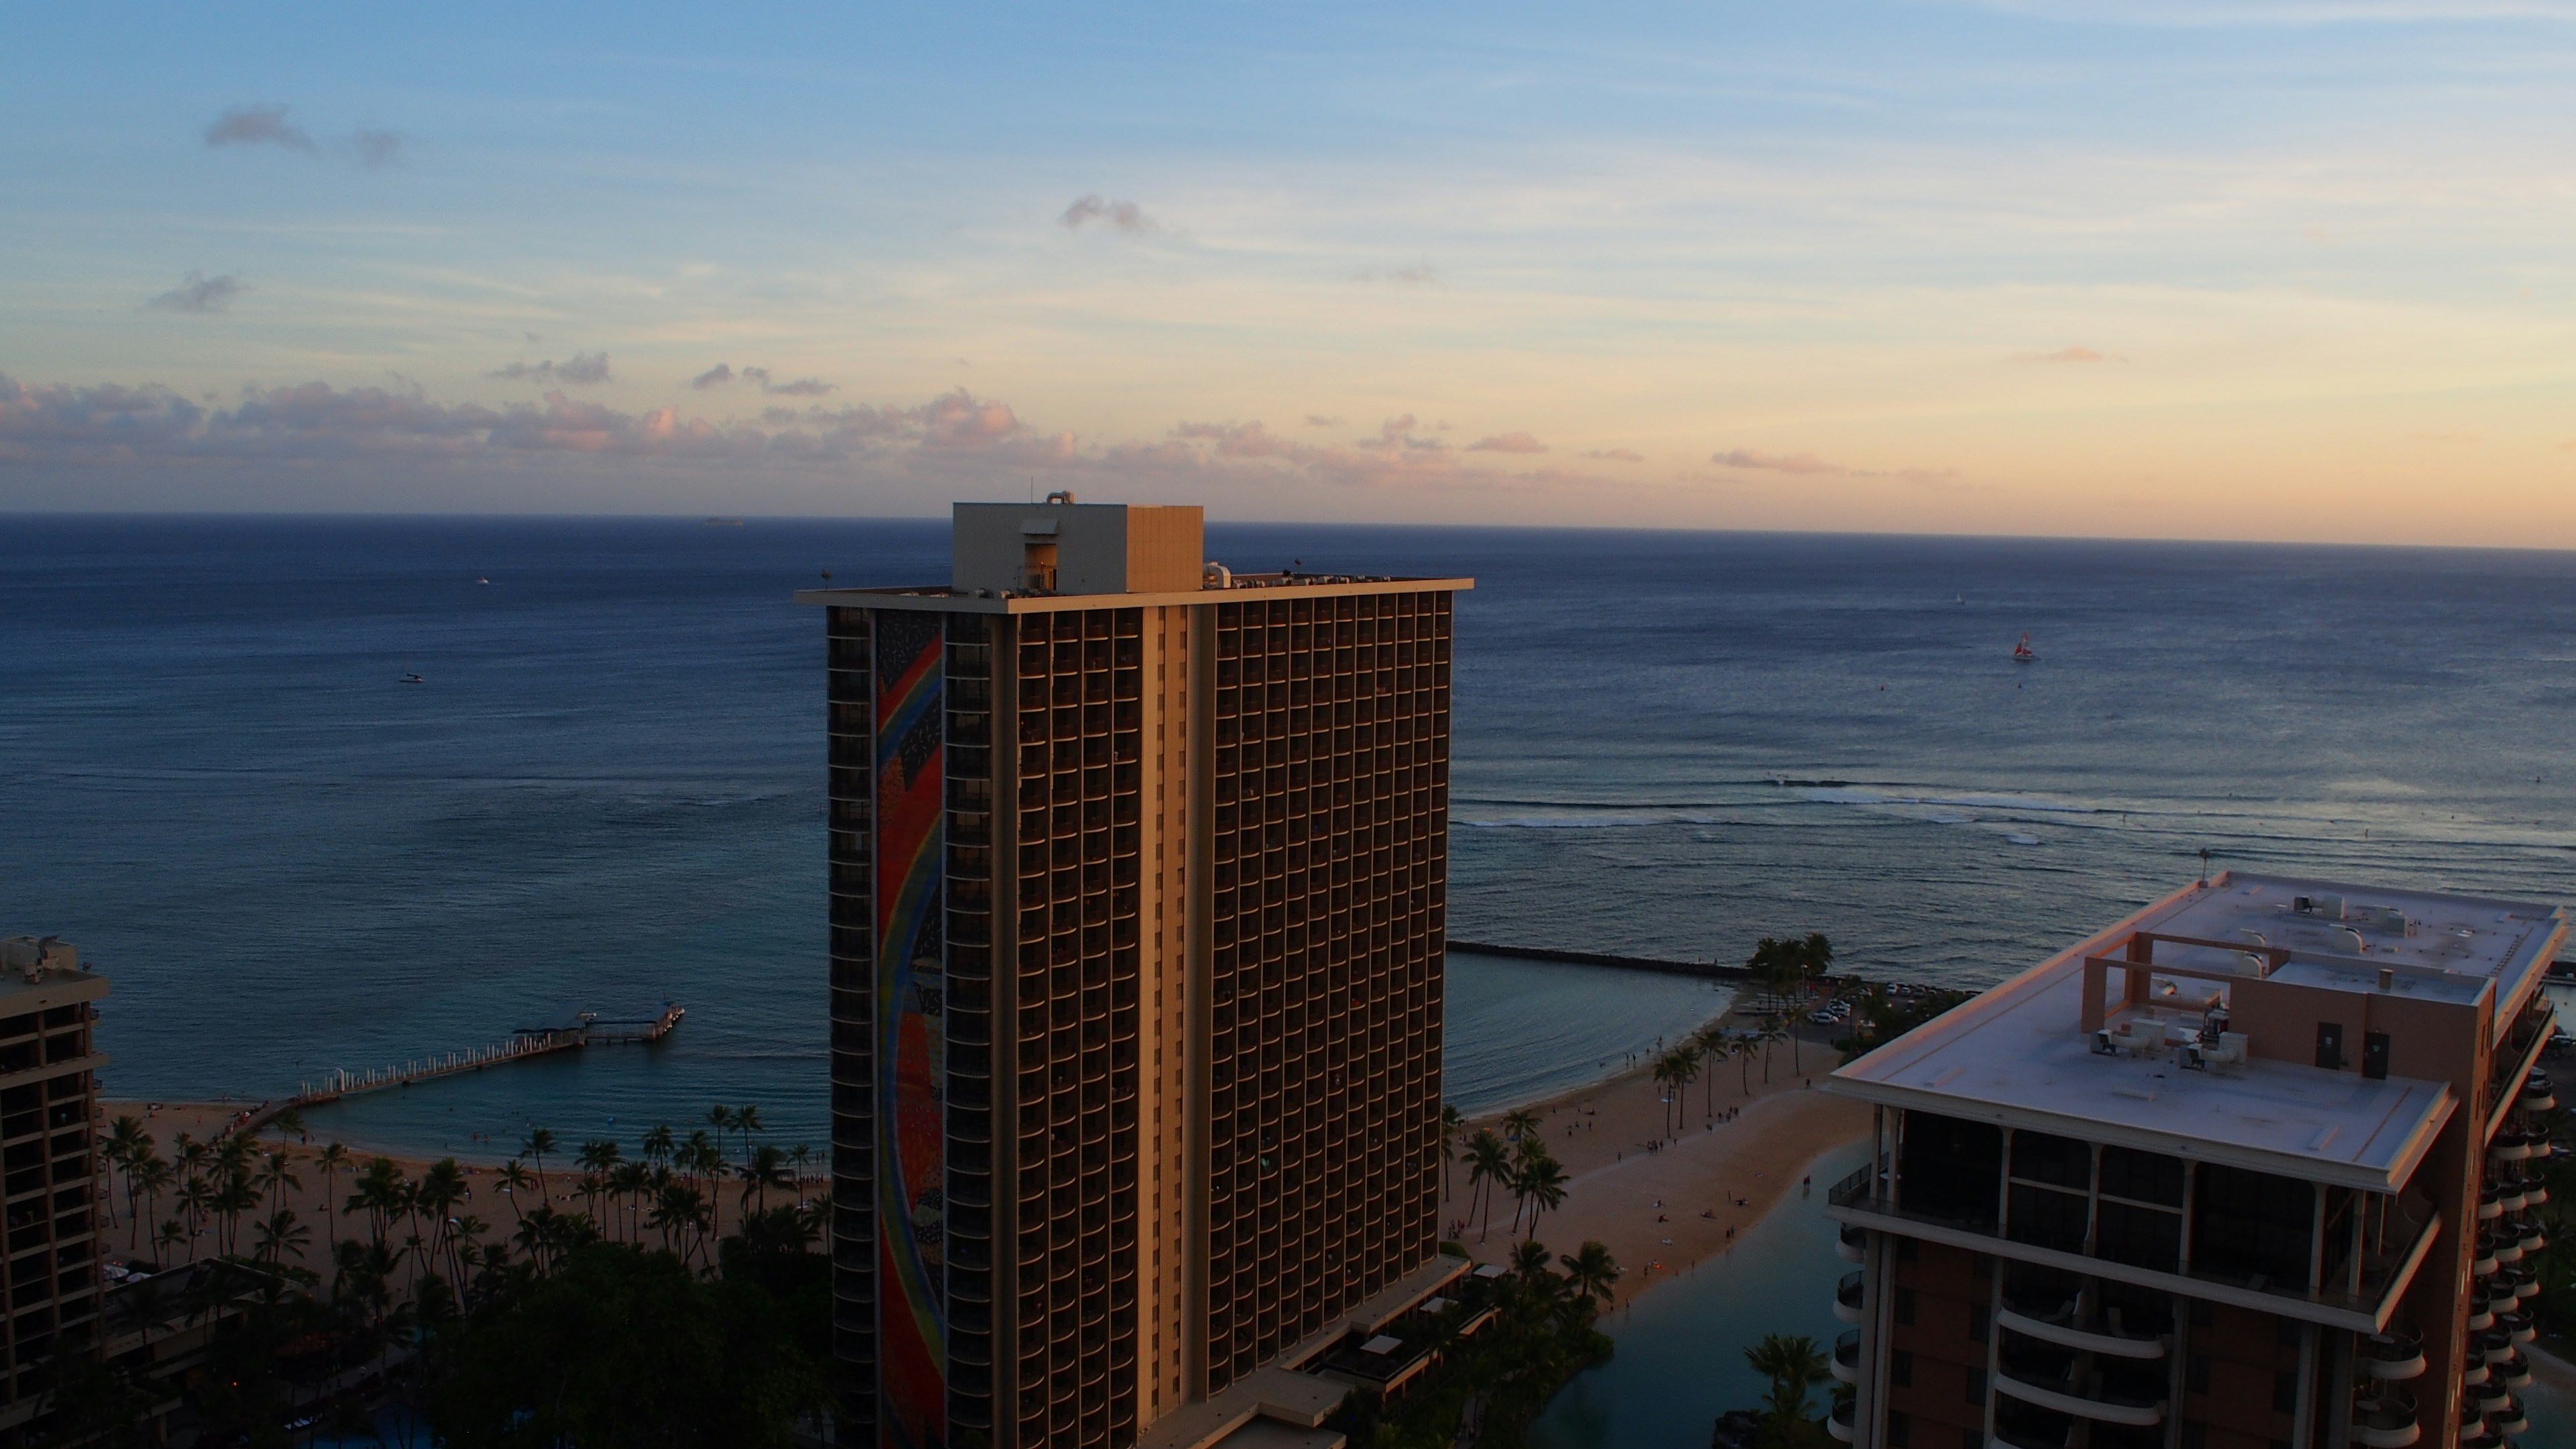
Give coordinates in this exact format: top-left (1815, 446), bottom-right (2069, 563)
top-left (1466, 432), bottom-right (1548, 454)
top-left (694, 362), bottom-right (835, 396)
top-left (352, 129), bottom-right (405, 168)
top-left (1356, 263), bottom-right (1438, 286)
top-left (144, 272), bottom-right (246, 314)
top-left (1303, 415), bottom-right (1340, 427)
top-left (1581, 447), bottom-right (1646, 462)
top-left (1061, 195), bottom-right (1156, 233)
top-left (0, 374), bottom-right (1063, 474)
top-left (1707, 447), bottom-right (1960, 488)
top-left (205, 104), bottom-right (315, 154)
top-left (1713, 447), bottom-right (1845, 475)
top-left (490, 353), bottom-right (612, 386)
top-left (2015, 345), bottom-right (2123, 364)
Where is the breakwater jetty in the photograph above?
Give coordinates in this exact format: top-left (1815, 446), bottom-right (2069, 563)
top-left (1448, 941), bottom-right (1752, 981)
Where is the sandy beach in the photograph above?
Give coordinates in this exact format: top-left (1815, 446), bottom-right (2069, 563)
top-left (1444, 1028), bottom-right (1869, 1304)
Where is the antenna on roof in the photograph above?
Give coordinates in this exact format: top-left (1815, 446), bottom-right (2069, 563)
top-left (2197, 847), bottom-right (2213, 887)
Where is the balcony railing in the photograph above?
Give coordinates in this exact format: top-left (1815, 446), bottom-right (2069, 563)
top-left (2359, 1326), bottom-right (2425, 1381)
top-left (1833, 1271), bottom-right (1864, 1324)
top-left (1833, 1330), bottom-right (1861, 1385)
top-left (1826, 1162), bottom-right (2433, 1330)
top-left (2350, 1389), bottom-right (2420, 1449)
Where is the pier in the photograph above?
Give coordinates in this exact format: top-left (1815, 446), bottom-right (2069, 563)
top-left (286, 1003), bottom-right (685, 1111)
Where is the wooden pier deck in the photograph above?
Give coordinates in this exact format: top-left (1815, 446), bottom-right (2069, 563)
top-left (290, 1002), bottom-right (685, 1108)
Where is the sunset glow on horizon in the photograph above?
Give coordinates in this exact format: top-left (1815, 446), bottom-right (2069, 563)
top-left (7, 2), bottom-right (2576, 545)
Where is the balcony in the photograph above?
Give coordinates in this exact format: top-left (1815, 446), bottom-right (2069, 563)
top-left (1827, 1399), bottom-right (1855, 1444)
top-left (2495, 1350), bottom-right (2532, 1390)
top-left (1992, 1368), bottom-right (2164, 1427)
top-left (2522, 1073), bottom-right (2555, 1112)
top-left (1994, 1301), bottom-right (2167, 1360)
top-left (1837, 1224), bottom-right (1866, 1263)
top-left (2349, 1389), bottom-right (2420, 1449)
top-left (2487, 1395), bottom-right (2529, 1436)
top-left (1826, 1161), bottom-right (2433, 1332)
top-left (1834, 1271), bottom-right (1864, 1324)
top-left (1833, 1330), bottom-right (1861, 1385)
top-left (2357, 1326), bottom-right (2424, 1380)
top-left (2496, 1309), bottom-right (2535, 1346)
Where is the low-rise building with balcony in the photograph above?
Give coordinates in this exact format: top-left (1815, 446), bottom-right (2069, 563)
top-left (1822, 874), bottom-right (2564, 1449)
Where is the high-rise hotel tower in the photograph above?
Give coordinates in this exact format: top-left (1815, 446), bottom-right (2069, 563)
top-left (801, 499), bottom-right (1468, 1449)
top-left (1825, 873), bottom-right (2566, 1449)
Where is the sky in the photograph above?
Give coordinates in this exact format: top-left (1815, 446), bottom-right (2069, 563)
top-left (5, 1), bottom-right (2576, 543)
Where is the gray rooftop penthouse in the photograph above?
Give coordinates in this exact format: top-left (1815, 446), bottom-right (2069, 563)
top-left (1823, 873), bottom-right (2565, 1449)
top-left (794, 497), bottom-right (1474, 614)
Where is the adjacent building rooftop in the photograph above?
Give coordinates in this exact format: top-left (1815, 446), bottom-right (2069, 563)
top-left (1827, 873), bottom-right (2567, 1192)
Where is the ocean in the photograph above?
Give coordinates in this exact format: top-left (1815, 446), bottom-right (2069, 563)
top-left (4, 515), bottom-right (2573, 1159)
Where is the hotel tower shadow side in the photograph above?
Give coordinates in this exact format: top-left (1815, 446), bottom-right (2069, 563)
top-left (802, 500), bottom-right (1472, 1449)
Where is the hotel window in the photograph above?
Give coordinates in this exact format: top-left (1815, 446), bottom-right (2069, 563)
top-left (2186, 1354), bottom-right (2210, 1393)
top-left (1968, 1305), bottom-right (1989, 1344)
top-left (1965, 1368), bottom-right (1987, 1407)
top-left (1896, 1288), bottom-right (1916, 1326)
top-left (1898, 1112), bottom-right (2002, 1230)
top-left (2273, 1371), bottom-right (2297, 1414)
top-left (2183, 1424), bottom-right (2208, 1449)
top-left (1887, 1412), bottom-right (1911, 1449)
top-left (1892, 1350), bottom-right (1915, 1387)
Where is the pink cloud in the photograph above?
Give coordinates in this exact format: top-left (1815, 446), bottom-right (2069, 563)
top-left (1466, 432), bottom-right (1547, 454)
top-left (1713, 447), bottom-right (1843, 475)
top-left (1580, 447), bottom-right (1644, 463)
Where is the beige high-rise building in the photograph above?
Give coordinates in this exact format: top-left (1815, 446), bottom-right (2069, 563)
top-left (1824, 873), bottom-right (2565, 1449)
top-left (802, 499), bottom-right (1470, 1448)
top-left (0, 936), bottom-right (107, 1438)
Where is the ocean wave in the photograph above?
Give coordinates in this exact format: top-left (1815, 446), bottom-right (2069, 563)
top-left (1460, 812), bottom-right (1729, 830)
top-left (1798, 786), bottom-right (2101, 815)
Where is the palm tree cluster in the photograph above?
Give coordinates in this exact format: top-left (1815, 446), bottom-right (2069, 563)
top-left (85, 1106), bottom-right (837, 1443)
top-left (1460, 1111), bottom-right (1570, 1244)
top-left (1743, 1332), bottom-right (1837, 1448)
top-left (1746, 932), bottom-right (1835, 1010)
top-left (1331, 1237), bottom-right (1619, 1449)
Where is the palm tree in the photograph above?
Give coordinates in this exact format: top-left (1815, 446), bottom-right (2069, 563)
top-left (1500, 1107), bottom-right (1539, 1146)
top-left (1692, 1022), bottom-right (1731, 1120)
top-left (608, 1161), bottom-right (653, 1242)
top-left (743, 1144), bottom-right (792, 1216)
top-left (152, 1218), bottom-right (189, 1267)
top-left (104, 1116), bottom-right (148, 1222)
top-left (520, 1127), bottom-right (558, 1197)
top-left (1745, 1333), bottom-right (1830, 1438)
top-left (641, 1123), bottom-right (677, 1169)
top-left (1560, 1240), bottom-right (1620, 1305)
top-left (255, 1150), bottom-right (301, 1215)
top-left (1516, 1151), bottom-right (1570, 1242)
top-left (789, 1143), bottom-right (814, 1203)
top-left (1782, 1004), bottom-right (1811, 1075)
top-left (129, 1156), bottom-right (172, 1253)
top-left (213, 1171), bottom-right (259, 1257)
top-left (268, 1106), bottom-right (307, 1148)
top-left (736, 1104), bottom-right (766, 1173)
top-left (706, 1105), bottom-right (737, 1165)
top-left (1510, 1237), bottom-right (1556, 1282)
top-left (315, 1142), bottom-right (350, 1252)
top-left (496, 1160), bottom-right (536, 1224)
top-left (1437, 1104), bottom-right (1464, 1201)
top-left (252, 1208), bottom-right (311, 1265)
top-left (1732, 1032), bottom-right (1756, 1093)
top-left (1464, 1130), bottom-right (1509, 1242)
top-left (575, 1140), bottom-right (623, 1224)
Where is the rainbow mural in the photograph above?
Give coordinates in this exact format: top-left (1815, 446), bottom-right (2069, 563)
top-left (875, 612), bottom-right (947, 1448)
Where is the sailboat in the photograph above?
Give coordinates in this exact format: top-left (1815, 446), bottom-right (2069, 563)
top-left (2012, 633), bottom-right (2037, 663)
